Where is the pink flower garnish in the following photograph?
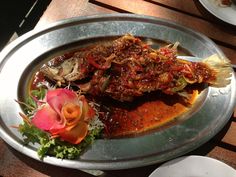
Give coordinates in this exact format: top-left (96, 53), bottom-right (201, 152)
top-left (32, 104), bottom-right (64, 132)
top-left (46, 88), bottom-right (78, 115)
top-left (31, 88), bottom-right (95, 144)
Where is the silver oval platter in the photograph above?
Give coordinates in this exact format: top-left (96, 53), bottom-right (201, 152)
top-left (0, 14), bottom-right (235, 170)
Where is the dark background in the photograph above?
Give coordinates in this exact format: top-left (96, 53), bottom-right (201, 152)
top-left (0, 0), bottom-right (51, 50)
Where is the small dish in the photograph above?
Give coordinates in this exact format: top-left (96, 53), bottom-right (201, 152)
top-left (149, 155), bottom-right (236, 177)
top-left (199, 0), bottom-right (236, 26)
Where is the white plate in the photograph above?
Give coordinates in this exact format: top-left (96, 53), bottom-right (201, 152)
top-left (199, 0), bottom-right (236, 26)
top-left (149, 155), bottom-right (236, 177)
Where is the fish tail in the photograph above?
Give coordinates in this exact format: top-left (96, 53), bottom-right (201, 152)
top-left (203, 54), bottom-right (232, 87)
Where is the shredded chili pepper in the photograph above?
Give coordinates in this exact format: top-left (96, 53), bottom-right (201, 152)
top-left (87, 55), bottom-right (110, 70)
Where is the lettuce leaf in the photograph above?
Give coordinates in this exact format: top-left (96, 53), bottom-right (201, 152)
top-left (19, 121), bottom-right (102, 159)
top-left (24, 87), bottom-right (47, 115)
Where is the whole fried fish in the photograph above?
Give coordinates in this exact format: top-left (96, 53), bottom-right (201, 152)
top-left (40, 34), bottom-right (231, 102)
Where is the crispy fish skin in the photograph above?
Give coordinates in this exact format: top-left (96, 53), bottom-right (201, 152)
top-left (40, 50), bottom-right (91, 86)
top-left (40, 35), bottom-right (136, 85)
top-left (40, 34), bottom-right (232, 102)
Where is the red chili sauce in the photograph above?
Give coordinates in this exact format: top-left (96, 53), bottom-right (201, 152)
top-left (98, 90), bottom-right (198, 137)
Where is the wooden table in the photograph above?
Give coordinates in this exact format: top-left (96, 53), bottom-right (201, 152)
top-left (1, 0), bottom-right (236, 176)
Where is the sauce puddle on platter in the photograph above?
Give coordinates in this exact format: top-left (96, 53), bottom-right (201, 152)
top-left (97, 89), bottom-right (198, 138)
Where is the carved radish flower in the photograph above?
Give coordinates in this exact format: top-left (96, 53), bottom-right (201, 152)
top-left (31, 88), bottom-right (95, 144)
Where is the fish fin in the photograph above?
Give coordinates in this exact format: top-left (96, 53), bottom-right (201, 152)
top-left (165, 42), bottom-right (180, 49)
top-left (203, 54), bottom-right (232, 87)
top-left (172, 42), bottom-right (180, 50)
